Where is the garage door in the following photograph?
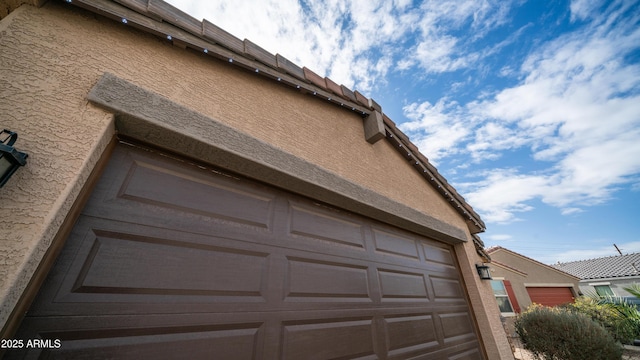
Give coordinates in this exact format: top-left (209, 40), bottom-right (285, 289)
top-left (10, 143), bottom-right (483, 359)
top-left (527, 287), bottom-right (575, 307)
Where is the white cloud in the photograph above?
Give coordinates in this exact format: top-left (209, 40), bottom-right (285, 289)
top-left (560, 207), bottom-right (583, 215)
top-left (459, 170), bottom-right (549, 223)
top-left (569, 0), bottom-right (604, 22)
top-left (547, 241), bottom-right (640, 264)
top-left (404, 0), bottom-right (513, 74)
top-left (402, 0), bottom-right (640, 224)
top-left (401, 99), bottom-right (471, 164)
top-left (488, 234), bottom-right (513, 241)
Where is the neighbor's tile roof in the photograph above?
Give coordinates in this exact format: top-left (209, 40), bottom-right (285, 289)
top-left (553, 253), bottom-right (640, 280)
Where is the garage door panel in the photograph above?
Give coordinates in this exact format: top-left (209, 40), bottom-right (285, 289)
top-left (71, 230), bottom-right (269, 298)
top-left (289, 202), bottom-right (366, 249)
top-left (38, 331), bottom-right (260, 360)
top-left (378, 268), bottom-right (429, 301)
top-left (372, 228), bottom-right (420, 261)
top-left (29, 229), bottom-right (279, 317)
top-left (13, 319), bottom-right (264, 360)
top-left (440, 312), bottom-right (478, 344)
top-left (284, 257), bottom-right (372, 302)
top-left (422, 243), bottom-right (456, 267)
top-left (84, 147), bottom-right (277, 237)
top-left (119, 155), bottom-right (275, 228)
top-left (281, 318), bottom-right (376, 360)
top-left (384, 313), bottom-right (439, 357)
top-left (431, 276), bottom-right (465, 301)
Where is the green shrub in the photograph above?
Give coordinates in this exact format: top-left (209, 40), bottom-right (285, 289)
top-left (515, 304), bottom-right (623, 360)
top-left (564, 296), bottom-right (637, 344)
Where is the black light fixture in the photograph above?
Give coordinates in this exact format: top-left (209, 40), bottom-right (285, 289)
top-left (0, 129), bottom-right (28, 187)
top-left (476, 263), bottom-right (492, 280)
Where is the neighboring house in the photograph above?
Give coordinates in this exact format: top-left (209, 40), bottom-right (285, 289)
top-left (554, 253), bottom-right (640, 298)
top-left (0, 1), bottom-right (513, 359)
top-left (487, 247), bottom-right (581, 314)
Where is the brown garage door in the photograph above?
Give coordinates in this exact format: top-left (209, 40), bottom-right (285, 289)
top-left (527, 287), bottom-right (575, 307)
top-left (9, 143), bottom-right (483, 359)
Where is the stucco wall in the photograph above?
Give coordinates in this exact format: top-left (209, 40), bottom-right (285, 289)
top-left (0, 3), bottom-right (117, 329)
top-left (0, 2), bottom-right (512, 358)
top-left (455, 241), bottom-right (515, 359)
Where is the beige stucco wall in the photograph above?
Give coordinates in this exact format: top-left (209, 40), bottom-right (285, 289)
top-left (1, 2), bottom-right (512, 358)
top-left (490, 249), bottom-right (581, 310)
top-left (456, 240), bottom-right (515, 359)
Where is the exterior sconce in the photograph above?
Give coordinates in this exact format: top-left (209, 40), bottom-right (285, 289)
top-left (476, 264), bottom-right (492, 280)
top-left (0, 130), bottom-right (28, 187)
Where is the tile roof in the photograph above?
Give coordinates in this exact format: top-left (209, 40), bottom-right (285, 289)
top-left (57, 0), bottom-right (487, 240)
top-left (553, 253), bottom-right (640, 280)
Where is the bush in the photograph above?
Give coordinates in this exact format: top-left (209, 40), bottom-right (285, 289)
top-left (564, 296), bottom-right (637, 344)
top-left (515, 304), bottom-right (623, 360)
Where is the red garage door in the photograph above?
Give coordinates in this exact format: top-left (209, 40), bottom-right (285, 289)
top-left (8, 142), bottom-right (483, 359)
top-left (527, 287), bottom-right (575, 307)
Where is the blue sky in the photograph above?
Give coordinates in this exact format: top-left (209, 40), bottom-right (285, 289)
top-left (166, 0), bottom-right (640, 264)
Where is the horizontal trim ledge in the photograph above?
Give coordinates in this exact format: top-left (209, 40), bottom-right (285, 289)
top-left (87, 73), bottom-right (468, 244)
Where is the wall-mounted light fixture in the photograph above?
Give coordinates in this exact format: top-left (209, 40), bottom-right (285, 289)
top-left (476, 263), bottom-right (492, 280)
top-left (0, 129), bottom-right (28, 187)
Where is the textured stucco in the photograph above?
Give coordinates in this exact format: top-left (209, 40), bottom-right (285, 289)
top-left (0, 4), bottom-right (116, 329)
top-left (0, 2), bottom-right (512, 357)
top-left (455, 239), bottom-right (515, 360)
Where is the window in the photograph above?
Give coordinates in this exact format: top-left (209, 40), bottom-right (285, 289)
top-left (594, 285), bottom-right (614, 297)
top-left (491, 280), bottom-right (515, 313)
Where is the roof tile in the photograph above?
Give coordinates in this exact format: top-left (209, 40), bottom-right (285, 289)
top-left (202, 19), bottom-right (244, 54)
top-left (554, 253), bottom-right (640, 280)
top-left (340, 85), bottom-right (357, 103)
top-left (382, 113), bottom-right (396, 127)
top-left (303, 67), bottom-right (326, 89)
top-left (243, 39), bottom-right (277, 69)
top-left (354, 90), bottom-right (370, 108)
top-left (369, 98), bottom-right (382, 112)
top-left (276, 54), bottom-right (305, 80)
top-left (147, 0), bottom-right (201, 35)
top-left (324, 77), bottom-right (343, 97)
top-left (113, 0), bottom-right (161, 20)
